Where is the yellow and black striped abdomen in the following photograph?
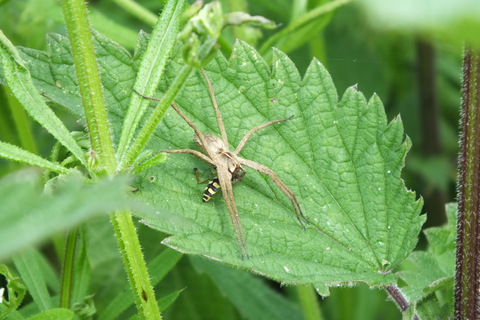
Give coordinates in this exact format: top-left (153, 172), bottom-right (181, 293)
top-left (203, 178), bottom-right (220, 202)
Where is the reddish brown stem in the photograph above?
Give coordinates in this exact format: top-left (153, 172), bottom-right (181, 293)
top-left (385, 284), bottom-right (409, 311)
top-left (455, 48), bottom-right (480, 320)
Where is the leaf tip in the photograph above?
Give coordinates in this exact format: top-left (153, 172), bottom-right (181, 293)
top-left (348, 83), bottom-right (359, 92)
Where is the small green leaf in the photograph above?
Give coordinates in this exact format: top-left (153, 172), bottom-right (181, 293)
top-left (0, 30), bottom-right (87, 167)
top-left (14, 249), bottom-right (52, 312)
top-left (397, 203), bottom-right (456, 319)
top-left (0, 264), bottom-right (26, 319)
top-left (0, 170), bottom-right (132, 261)
top-left (131, 152), bottom-right (168, 175)
top-left (71, 294), bottom-right (96, 319)
top-left (0, 140), bottom-right (71, 174)
top-left (157, 289), bottom-right (184, 312)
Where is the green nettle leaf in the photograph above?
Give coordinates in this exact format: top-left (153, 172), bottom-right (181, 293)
top-left (397, 203), bottom-right (456, 319)
top-left (3, 31), bottom-right (424, 295)
top-left (13, 30), bottom-right (137, 142)
top-left (135, 43), bottom-right (425, 295)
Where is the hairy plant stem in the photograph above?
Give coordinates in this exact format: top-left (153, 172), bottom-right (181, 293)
top-left (385, 285), bottom-right (419, 319)
top-left (111, 210), bottom-right (161, 320)
top-left (112, 0), bottom-right (158, 26)
top-left (455, 48), bottom-right (480, 320)
top-left (60, 0), bottom-right (161, 318)
top-left (60, 0), bottom-right (116, 173)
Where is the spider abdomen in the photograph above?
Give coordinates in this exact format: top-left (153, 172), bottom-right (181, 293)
top-left (203, 178), bottom-right (220, 202)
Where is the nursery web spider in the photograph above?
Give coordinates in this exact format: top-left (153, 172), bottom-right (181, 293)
top-left (135, 69), bottom-right (308, 259)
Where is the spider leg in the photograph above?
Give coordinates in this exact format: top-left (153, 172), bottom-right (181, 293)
top-left (133, 88), bottom-right (215, 160)
top-left (234, 115), bottom-right (294, 155)
top-left (132, 89), bottom-right (161, 101)
top-left (161, 149), bottom-right (215, 167)
top-left (169, 104), bottom-right (199, 134)
top-left (201, 69), bottom-right (229, 148)
top-left (217, 162), bottom-right (249, 259)
top-left (134, 92), bottom-right (203, 143)
top-left (168, 104), bottom-right (220, 160)
top-left (239, 158), bottom-right (309, 229)
top-left (194, 167), bottom-right (211, 184)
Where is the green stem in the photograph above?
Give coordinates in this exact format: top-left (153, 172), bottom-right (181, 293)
top-left (119, 65), bottom-right (193, 170)
top-left (0, 87), bottom-right (17, 146)
top-left (297, 286), bottom-right (323, 320)
top-left (113, 0), bottom-right (158, 26)
top-left (5, 87), bottom-right (38, 155)
top-left (60, 1), bottom-right (160, 319)
top-left (60, 0), bottom-right (116, 174)
top-left (59, 228), bottom-right (78, 309)
top-left (259, 0), bottom-right (351, 56)
top-left (111, 211), bottom-right (161, 320)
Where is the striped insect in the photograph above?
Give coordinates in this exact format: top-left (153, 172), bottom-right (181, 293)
top-left (194, 165), bottom-right (246, 202)
top-left (202, 178), bottom-right (220, 202)
top-left (194, 168), bottom-right (221, 202)
top-left (135, 69), bottom-right (308, 259)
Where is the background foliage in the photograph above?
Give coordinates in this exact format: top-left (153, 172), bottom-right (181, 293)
top-left (0, 0), bottom-right (467, 319)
